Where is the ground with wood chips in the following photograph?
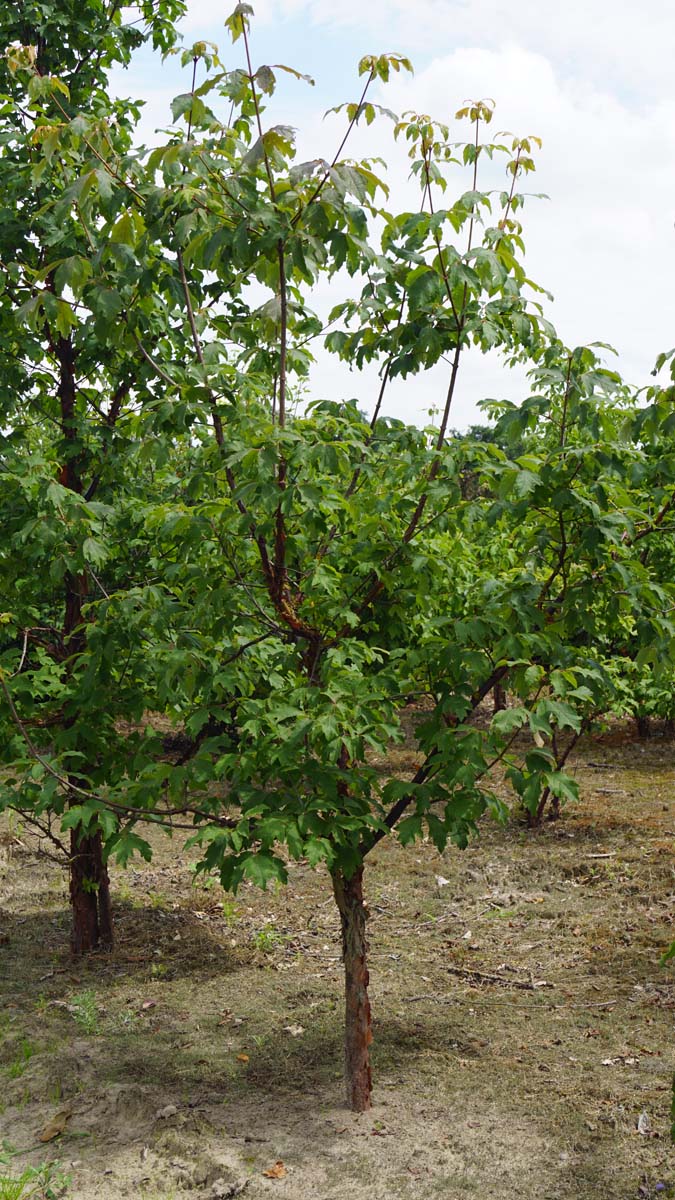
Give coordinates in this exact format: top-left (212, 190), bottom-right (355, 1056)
top-left (1, 719), bottom-right (675, 1200)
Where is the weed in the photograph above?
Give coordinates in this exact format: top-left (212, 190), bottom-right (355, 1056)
top-left (252, 925), bottom-right (284, 953)
top-left (7, 1040), bottom-right (34, 1080)
top-left (115, 879), bottom-right (134, 905)
top-left (0, 1159), bottom-right (70, 1200)
top-left (150, 962), bottom-right (168, 980)
top-left (4, 811), bottom-right (25, 841)
top-left (220, 899), bottom-right (240, 927)
top-left (69, 991), bottom-right (99, 1036)
top-left (112, 1009), bottom-right (140, 1033)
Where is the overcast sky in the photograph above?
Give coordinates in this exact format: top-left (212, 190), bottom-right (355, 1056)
top-left (112, 1), bottom-right (675, 429)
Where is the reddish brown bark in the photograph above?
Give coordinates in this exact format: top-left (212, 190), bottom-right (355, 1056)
top-left (332, 865), bottom-right (372, 1112)
top-left (69, 828), bottom-right (113, 956)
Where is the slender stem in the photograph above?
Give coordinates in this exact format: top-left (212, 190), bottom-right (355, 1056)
top-left (560, 354), bottom-right (573, 449)
top-left (422, 141), bottom-right (461, 329)
top-left (359, 661), bottom-right (511, 859)
top-left (10, 631), bottom-right (29, 677)
top-left (8, 806), bottom-right (70, 860)
top-left (241, 18), bottom-right (276, 201)
top-left (241, 15), bottom-right (290, 606)
top-left (133, 335), bottom-right (178, 388)
top-left (186, 55), bottom-right (198, 142)
top-left (277, 246), bottom-right (288, 429)
top-left (291, 70), bottom-right (375, 228)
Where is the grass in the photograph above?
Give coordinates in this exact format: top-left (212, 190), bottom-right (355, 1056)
top-left (69, 992), bottom-right (99, 1036)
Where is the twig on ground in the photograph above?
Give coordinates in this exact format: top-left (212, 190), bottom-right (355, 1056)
top-left (443, 965), bottom-right (553, 990)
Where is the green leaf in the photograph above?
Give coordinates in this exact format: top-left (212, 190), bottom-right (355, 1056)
top-left (491, 706), bottom-right (528, 734)
top-left (54, 255), bottom-right (93, 296)
top-left (89, 287), bottom-right (123, 321)
top-left (110, 213), bottom-right (135, 246)
top-left (171, 92), bottom-right (195, 121)
top-left (82, 537), bottom-right (107, 566)
top-left (242, 854), bottom-right (287, 890)
top-left (545, 772), bottom-right (579, 805)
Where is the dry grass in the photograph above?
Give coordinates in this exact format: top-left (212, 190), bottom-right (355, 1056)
top-left (1, 718), bottom-right (675, 1199)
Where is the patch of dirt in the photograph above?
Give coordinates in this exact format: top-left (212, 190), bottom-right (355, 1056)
top-left (1, 720), bottom-right (675, 1199)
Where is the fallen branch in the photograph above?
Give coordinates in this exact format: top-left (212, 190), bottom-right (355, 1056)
top-left (445, 965), bottom-right (553, 991)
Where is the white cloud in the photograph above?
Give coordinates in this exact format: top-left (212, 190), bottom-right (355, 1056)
top-left (379, 44), bottom-right (675, 391)
top-left (112, 4), bottom-right (675, 426)
top-left (279, 41), bottom-right (675, 423)
top-left (184, 0), bottom-right (675, 100)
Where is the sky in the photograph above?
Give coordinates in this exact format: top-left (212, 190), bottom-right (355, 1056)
top-left (111, 1), bottom-right (675, 429)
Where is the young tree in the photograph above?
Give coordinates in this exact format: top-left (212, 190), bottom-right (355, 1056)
top-left (4, 3), bottom-right (675, 1113)
top-left (90, 13), bottom-right (607, 1109)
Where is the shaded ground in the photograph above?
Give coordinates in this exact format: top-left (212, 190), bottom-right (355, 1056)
top-left (1, 720), bottom-right (675, 1199)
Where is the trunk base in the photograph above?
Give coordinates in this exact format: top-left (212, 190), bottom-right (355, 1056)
top-left (635, 715), bottom-right (651, 739)
top-left (70, 830), bottom-right (113, 956)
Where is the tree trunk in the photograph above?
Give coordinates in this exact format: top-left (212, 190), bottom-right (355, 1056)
top-left (331, 865), bottom-right (372, 1112)
top-left (70, 828), bottom-right (113, 955)
top-left (635, 714), bottom-right (651, 739)
top-left (57, 337), bottom-right (115, 955)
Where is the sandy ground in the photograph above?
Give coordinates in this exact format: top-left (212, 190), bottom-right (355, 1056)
top-left (1, 720), bottom-right (675, 1199)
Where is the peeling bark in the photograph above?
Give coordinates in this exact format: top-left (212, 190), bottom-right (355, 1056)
top-left (332, 865), bottom-right (372, 1112)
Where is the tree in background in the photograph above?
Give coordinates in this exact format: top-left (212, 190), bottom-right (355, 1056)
top-left (0, 0), bottom-right (186, 952)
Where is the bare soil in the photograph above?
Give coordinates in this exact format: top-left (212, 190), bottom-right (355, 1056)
top-left (1, 720), bottom-right (675, 1200)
